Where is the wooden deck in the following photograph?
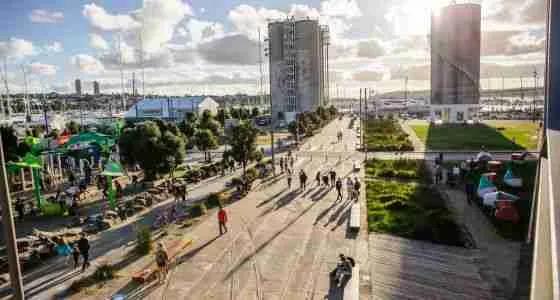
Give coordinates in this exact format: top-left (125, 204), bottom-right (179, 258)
top-left (369, 234), bottom-right (502, 300)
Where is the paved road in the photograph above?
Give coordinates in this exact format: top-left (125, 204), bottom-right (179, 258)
top-left (0, 159), bottom-right (262, 299)
top-left (127, 117), bottom-right (369, 300)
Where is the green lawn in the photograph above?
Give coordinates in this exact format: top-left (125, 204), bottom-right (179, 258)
top-left (365, 159), bottom-right (464, 246)
top-left (365, 119), bottom-right (413, 151)
top-left (410, 121), bottom-right (538, 150)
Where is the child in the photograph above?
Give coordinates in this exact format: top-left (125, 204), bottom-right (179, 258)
top-left (72, 244), bottom-right (80, 269)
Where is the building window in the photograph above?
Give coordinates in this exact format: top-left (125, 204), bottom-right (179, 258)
top-left (456, 111), bottom-right (464, 122)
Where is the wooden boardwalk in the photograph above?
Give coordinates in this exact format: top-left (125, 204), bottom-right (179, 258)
top-left (369, 234), bottom-right (502, 300)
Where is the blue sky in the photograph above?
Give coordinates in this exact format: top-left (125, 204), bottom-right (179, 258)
top-left (0, 0), bottom-right (546, 95)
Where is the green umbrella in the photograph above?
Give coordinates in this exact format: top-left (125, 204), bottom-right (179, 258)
top-left (102, 160), bottom-right (124, 177)
top-left (9, 153), bottom-right (44, 208)
top-left (102, 160), bottom-right (124, 209)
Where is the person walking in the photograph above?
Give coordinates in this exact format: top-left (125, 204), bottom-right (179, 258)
top-left (335, 178), bottom-right (343, 202)
top-left (77, 233), bottom-right (90, 271)
top-left (346, 178), bottom-right (354, 200)
top-left (287, 173), bottom-right (293, 189)
top-left (353, 178), bottom-right (361, 202)
top-left (71, 244), bottom-right (80, 269)
top-left (434, 164), bottom-right (442, 184)
top-left (55, 238), bottom-right (73, 267)
top-left (316, 171), bottom-right (321, 186)
top-left (280, 157), bottom-right (284, 173)
top-left (299, 170), bottom-right (307, 190)
top-left (330, 170), bottom-right (337, 186)
top-left (218, 206), bottom-right (228, 235)
top-left (290, 156), bottom-right (295, 169)
top-left (155, 242), bottom-right (169, 283)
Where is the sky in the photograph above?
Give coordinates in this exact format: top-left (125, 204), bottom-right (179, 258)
top-left (0, 0), bottom-right (546, 96)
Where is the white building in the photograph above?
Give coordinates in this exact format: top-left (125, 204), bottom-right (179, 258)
top-left (124, 96), bottom-right (219, 121)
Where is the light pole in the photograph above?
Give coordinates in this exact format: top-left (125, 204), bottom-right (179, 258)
top-left (0, 134), bottom-right (25, 299)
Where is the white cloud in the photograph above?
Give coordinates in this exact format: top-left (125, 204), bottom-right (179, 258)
top-left (320, 0), bottom-right (362, 19)
top-left (89, 33), bottom-right (109, 50)
top-left (135, 0), bottom-right (193, 53)
top-left (70, 54), bottom-right (105, 74)
top-left (29, 9), bottom-right (64, 24)
top-left (228, 5), bottom-right (286, 40)
top-left (186, 19), bottom-right (224, 44)
top-left (45, 41), bottom-right (63, 53)
top-left (356, 39), bottom-right (386, 58)
top-left (197, 34), bottom-right (258, 65)
top-left (82, 3), bottom-right (140, 31)
top-left (28, 62), bottom-right (57, 76)
top-left (0, 38), bottom-right (36, 59)
top-left (289, 4), bottom-right (320, 20)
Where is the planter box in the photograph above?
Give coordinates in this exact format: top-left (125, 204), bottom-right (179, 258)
top-left (144, 178), bottom-right (168, 188)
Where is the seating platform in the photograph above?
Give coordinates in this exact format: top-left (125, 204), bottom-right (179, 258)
top-left (349, 203), bottom-right (360, 230)
top-left (343, 264), bottom-right (360, 300)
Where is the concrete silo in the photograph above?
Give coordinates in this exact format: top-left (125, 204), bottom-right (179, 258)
top-left (268, 18), bottom-right (329, 126)
top-left (430, 2), bottom-right (481, 122)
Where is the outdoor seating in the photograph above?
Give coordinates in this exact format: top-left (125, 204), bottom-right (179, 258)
top-left (349, 203), bottom-right (360, 230)
top-left (342, 264), bottom-right (360, 300)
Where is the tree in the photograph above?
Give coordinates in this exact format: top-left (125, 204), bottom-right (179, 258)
top-left (328, 105), bottom-right (338, 118)
top-left (119, 121), bottom-right (186, 180)
top-left (194, 129), bottom-right (218, 162)
top-left (179, 120), bottom-right (196, 139)
top-left (199, 111), bottom-right (222, 137)
top-left (228, 122), bottom-right (259, 176)
top-left (66, 121), bottom-right (81, 134)
top-left (251, 107), bottom-right (260, 118)
top-left (217, 108), bottom-right (230, 126)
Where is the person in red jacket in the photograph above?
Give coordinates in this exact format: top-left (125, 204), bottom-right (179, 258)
top-left (218, 206), bottom-right (228, 235)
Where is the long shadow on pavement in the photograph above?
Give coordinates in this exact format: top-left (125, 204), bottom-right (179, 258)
top-left (223, 194), bottom-right (323, 281)
top-left (112, 235), bottom-right (221, 300)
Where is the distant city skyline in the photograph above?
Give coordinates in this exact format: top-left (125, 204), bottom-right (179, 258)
top-left (0, 0), bottom-right (545, 96)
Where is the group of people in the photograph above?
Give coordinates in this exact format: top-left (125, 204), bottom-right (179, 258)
top-left (55, 233), bottom-right (91, 271)
top-left (279, 154), bottom-right (295, 175)
top-left (315, 170), bottom-right (361, 202)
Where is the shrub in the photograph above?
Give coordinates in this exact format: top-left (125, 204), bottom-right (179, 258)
top-left (245, 167), bottom-right (258, 183)
top-left (190, 203), bottom-right (207, 217)
top-left (135, 226), bottom-right (152, 255)
top-left (231, 177), bottom-right (244, 187)
top-left (68, 264), bottom-right (116, 293)
top-left (205, 193), bottom-right (222, 209)
top-left (93, 264), bottom-right (115, 281)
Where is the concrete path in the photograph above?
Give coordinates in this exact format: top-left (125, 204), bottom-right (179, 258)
top-left (440, 188), bottom-right (521, 298)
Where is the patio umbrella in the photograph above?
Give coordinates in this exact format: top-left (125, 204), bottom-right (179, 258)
top-left (102, 160), bottom-right (124, 209)
top-left (8, 153), bottom-right (44, 208)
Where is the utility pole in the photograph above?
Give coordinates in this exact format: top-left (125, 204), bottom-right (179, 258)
top-left (1, 57), bottom-right (10, 120)
top-left (365, 89), bottom-right (369, 161)
top-left (0, 134), bottom-right (25, 300)
top-left (520, 76), bottom-right (524, 102)
top-left (359, 88), bottom-right (363, 150)
top-left (533, 69), bottom-right (538, 122)
top-left (117, 33), bottom-right (126, 112)
top-left (502, 74), bottom-right (505, 112)
top-left (264, 27), bottom-right (275, 175)
top-left (404, 76), bottom-right (408, 117)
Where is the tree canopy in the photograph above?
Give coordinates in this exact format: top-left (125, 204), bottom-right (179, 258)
top-left (228, 121), bottom-right (259, 175)
top-left (119, 121), bottom-right (186, 180)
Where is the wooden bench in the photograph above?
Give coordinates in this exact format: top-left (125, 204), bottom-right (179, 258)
top-left (132, 239), bottom-right (193, 283)
top-left (343, 264), bottom-right (360, 300)
top-left (349, 203), bottom-right (360, 230)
